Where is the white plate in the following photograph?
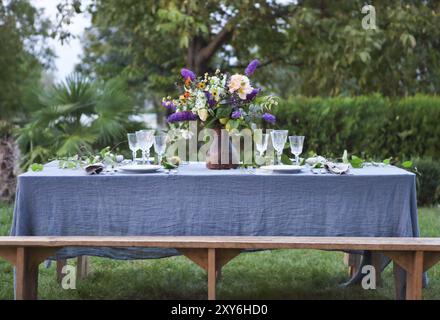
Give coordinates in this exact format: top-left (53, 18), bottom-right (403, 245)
top-left (118, 164), bottom-right (161, 173)
top-left (260, 165), bottom-right (303, 173)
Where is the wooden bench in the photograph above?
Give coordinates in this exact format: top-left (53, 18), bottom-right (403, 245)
top-left (0, 236), bottom-right (439, 300)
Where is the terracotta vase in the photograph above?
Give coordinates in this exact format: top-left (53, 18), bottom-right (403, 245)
top-left (206, 127), bottom-right (239, 170)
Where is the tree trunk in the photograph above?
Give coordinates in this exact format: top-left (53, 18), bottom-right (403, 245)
top-left (0, 134), bottom-right (18, 202)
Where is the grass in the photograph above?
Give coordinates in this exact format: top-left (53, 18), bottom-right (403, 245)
top-left (0, 203), bottom-right (439, 300)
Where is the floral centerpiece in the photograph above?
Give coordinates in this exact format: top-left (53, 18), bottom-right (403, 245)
top-left (163, 59), bottom-right (278, 169)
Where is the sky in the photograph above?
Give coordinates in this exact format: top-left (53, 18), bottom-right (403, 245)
top-left (31, 0), bottom-right (91, 81)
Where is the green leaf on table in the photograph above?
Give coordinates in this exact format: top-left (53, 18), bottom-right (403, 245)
top-left (30, 163), bottom-right (44, 172)
top-left (281, 154), bottom-right (292, 165)
top-left (342, 150), bottom-right (349, 164)
top-left (383, 157), bottom-right (392, 165)
top-left (350, 155), bottom-right (364, 168)
top-left (402, 160), bottom-right (413, 168)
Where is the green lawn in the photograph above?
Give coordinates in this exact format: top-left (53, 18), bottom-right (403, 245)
top-left (1, 203), bottom-right (439, 300)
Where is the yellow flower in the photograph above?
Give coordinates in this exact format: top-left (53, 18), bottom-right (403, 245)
top-left (197, 82), bottom-right (206, 90)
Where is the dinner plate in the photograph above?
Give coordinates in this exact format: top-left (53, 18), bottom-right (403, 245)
top-left (118, 164), bottom-right (162, 173)
top-left (260, 165), bottom-right (303, 173)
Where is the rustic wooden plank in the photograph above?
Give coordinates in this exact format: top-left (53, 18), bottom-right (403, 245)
top-left (383, 251), bottom-right (413, 271)
top-left (406, 251), bottom-right (424, 300)
top-left (208, 248), bottom-right (216, 300)
top-left (215, 249), bottom-right (241, 280)
top-left (423, 252), bottom-right (440, 272)
top-left (15, 247), bottom-right (56, 300)
top-left (1, 236), bottom-right (440, 251)
top-left (0, 247), bottom-right (17, 265)
top-left (179, 248), bottom-right (208, 271)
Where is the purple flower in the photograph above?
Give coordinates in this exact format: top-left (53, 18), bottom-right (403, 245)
top-left (231, 110), bottom-right (242, 119)
top-left (167, 111), bottom-right (198, 123)
top-left (181, 68), bottom-right (196, 81)
top-left (161, 100), bottom-right (176, 111)
top-left (262, 113), bottom-right (276, 124)
top-left (245, 59), bottom-right (260, 76)
top-left (204, 91), bottom-right (217, 108)
top-left (246, 88), bottom-right (260, 101)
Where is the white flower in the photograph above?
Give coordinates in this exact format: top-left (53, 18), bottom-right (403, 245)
top-left (198, 108), bottom-right (209, 121)
top-left (195, 91), bottom-right (207, 110)
top-left (228, 74), bottom-right (254, 100)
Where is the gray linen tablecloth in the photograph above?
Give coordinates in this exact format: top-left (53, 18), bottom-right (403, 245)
top-left (11, 162), bottom-right (419, 261)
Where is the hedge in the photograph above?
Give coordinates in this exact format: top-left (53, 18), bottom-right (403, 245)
top-left (273, 95), bottom-right (440, 206)
top-left (274, 95), bottom-right (440, 160)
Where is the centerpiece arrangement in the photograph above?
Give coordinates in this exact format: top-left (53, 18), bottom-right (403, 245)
top-left (163, 59), bottom-right (278, 169)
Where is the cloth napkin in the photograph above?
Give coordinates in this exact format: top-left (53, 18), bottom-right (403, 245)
top-left (324, 161), bottom-right (350, 175)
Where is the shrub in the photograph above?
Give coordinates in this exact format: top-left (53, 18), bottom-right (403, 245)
top-left (414, 159), bottom-right (440, 206)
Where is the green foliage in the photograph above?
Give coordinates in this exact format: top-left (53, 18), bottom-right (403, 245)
top-left (413, 159), bottom-right (440, 206)
top-left (17, 74), bottom-right (143, 168)
top-left (0, 0), bottom-right (53, 133)
top-left (274, 95), bottom-right (440, 161)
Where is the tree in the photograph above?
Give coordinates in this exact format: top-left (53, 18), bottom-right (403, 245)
top-left (64, 0), bottom-right (440, 100)
top-left (17, 74), bottom-right (143, 167)
top-left (0, 0), bottom-right (53, 201)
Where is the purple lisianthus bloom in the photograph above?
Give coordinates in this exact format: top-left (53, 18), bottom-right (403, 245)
top-left (231, 110), bottom-right (242, 119)
top-left (181, 68), bottom-right (196, 81)
top-left (204, 91), bottom-right (217, 108)
top-left (245, 59), bottom-right (260, 76)
top-left (246, 88), bottom-right (261, 101)
top-left (262, 113), bottom-right (276, 124)
top-left (161, 100), bottom-right (176, 111)
top-left (167, 111), bottom-right (198, 123)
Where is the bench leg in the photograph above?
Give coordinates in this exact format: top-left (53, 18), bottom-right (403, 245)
top-left (15, 247), bottom-right (56, 300)
top-left (406, 251), bottom-right (423, 300)
top-left (208, 249), bottom-right (216, 300)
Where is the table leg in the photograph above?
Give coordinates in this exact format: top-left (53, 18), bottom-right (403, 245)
top-left (371, 252), bottom-right (383, 287)
top-left (56, 259), bottom-right (67, 283)
top-left (77, 256), bottom-right (90, 280)
top-left (393, 261), bottom-right (406, 300)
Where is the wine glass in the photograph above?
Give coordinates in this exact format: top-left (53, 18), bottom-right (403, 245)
top-left (289, 136), bottom-right (305, 166)
top-left (127, 133), bottom-right (139, 164)
top-left (270, 130), bottom-right (288, 165)
top-left (136, 130), bottom-right (155, 165)
top-left (254, 130), bottom-right (269, 157)
top-left (154, 134), bottom-right (167, 165)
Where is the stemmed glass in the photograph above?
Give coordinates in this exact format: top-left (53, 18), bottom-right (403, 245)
top-left (136, 130), bottom-right (155, 165)
top-left (289, 136), bottom-right (305, 166)
top-left (154, 134), bottom-right (167, 165)
top-left (254, 130), bottom-right (269, 157)
top-left (127, 133), bottom-right (140, 164)
top-left (270, 130), bottom-right (288, 165)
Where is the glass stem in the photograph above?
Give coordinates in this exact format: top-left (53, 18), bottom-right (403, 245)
top-left (158, 155), bottom-right (162, 165)
top-left (142, 150), bottom-right (146, 164)
top-left (132, 151), bottom-right (137, 163)
top-left (146, 150), bottom-right (150, 165)
top-left (277, 152), bottom-right (281, 165)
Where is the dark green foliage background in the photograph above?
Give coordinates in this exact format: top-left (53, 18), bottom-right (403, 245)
top-left (273, 95), bottom-right (440, 206)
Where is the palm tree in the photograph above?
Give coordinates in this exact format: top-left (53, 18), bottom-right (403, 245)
top-left (18, 73), bottom-right (142, 168)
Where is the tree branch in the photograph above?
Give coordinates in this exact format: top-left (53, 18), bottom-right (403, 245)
top-left (198, 19), bottom-right (236, 64)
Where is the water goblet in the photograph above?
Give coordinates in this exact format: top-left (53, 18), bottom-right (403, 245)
top-left (127, 133), bottom-right (139, 164)
top-left (270, 130), bottom-right (288, 165)
top-left (289, 135), bottom-right (305, 165)
top-left (136, 130), bottom-right (155, 164)
top-left (154, 134), bottom-right (167, 165)
top-left (254, 130), bottom-right (269, 157)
